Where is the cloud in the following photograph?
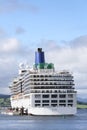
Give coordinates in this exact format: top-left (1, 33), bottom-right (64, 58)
top-left (0, 38), bottom-right (20, 53)
top-left (15, 27), bottom-right (26, 34)
top-left (60, 35), bottom-right (87, 49)
top-left (0, 87), bottom-right (10, 95)
top-left (0, 37), bottom-right (33, 58)
top-left (70, 35), bottom-right (87, 48)
top-left (0, 0), bottom-right (39, 14)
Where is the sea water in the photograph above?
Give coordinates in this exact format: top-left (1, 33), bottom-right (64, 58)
top-left (0, 109), bottom-right (87, 130)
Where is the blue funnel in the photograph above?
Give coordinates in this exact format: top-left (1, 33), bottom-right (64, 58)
top-left (35, 48), bottom-right (45, 65)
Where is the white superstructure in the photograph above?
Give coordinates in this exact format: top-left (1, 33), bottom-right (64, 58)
top-left (9, 48), bottom-right (77, 115)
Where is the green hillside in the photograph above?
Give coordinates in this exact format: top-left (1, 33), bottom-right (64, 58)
top-left (77, 100), bottom-right (87, 109)
top-left (0, 94), bottom-right (11, 107)
top-left (77, 104), bottom-right (87, 109)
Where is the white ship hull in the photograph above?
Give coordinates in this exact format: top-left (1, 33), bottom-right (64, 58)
top-left (28, 107), bottom-right (77, 116)
top-left (11, 98), bottom-right (77, 115)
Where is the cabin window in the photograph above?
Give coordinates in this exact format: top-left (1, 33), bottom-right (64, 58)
top-left (42, 95), bottom-right (49, 98)
top-left (59, 100), bottom-right (66, 103)
top-left (51, 94), bottom-right (57, 98)
top-left (35, 104), bottom-right (40, 107)
top-left (35, 94), bottom-right (41, 98)
top-left (68, 104), bottom-right (73, 107)
top-left (51, 100), bottom-right (57, 103)
top-left (68, 100), bottom-right (73, 103)
top-left (42, 104), bottom-right (49, 107)
top-left (59, 104), bottom-right (66, 107)
top-left (42, 100), bottom-right (49, 103)
top-left (40, 75), bottom-right (44, 77)
top-left (59, 94), bottom-right (66, 98)
top-left (35, 100), bottom-right (41, 103)
top-left (68, 94), bottom-right (73, 98)
top-left (51, 104), bottom-right (57, 107)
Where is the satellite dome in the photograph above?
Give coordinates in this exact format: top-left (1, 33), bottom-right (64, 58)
top-left (19, 63), bottom-right (25, 69)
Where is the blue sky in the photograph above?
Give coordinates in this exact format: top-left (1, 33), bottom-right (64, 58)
top-left (0, 0), bottom-right (87, 98)
top-left (1, 0), bottom-right (87, 43)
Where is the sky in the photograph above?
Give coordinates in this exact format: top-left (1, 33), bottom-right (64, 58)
top-left (0, 0), bottom-right (87, 98)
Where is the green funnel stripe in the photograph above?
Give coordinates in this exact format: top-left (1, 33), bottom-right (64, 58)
top-left (34, 63), bottom-right (54, 69)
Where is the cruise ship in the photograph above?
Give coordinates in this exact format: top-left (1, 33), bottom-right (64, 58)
top-left (9, 48), bottom-right (77, 115)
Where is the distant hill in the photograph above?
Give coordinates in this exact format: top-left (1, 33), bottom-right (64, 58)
top-left (0, 94), bottom-right (10, 99)
top-left (0, 94), bottom-right (11, 107)
top-left (77, 97), bottom-right (87, 104)
top-left (77, 97), bottom-right (87, 103)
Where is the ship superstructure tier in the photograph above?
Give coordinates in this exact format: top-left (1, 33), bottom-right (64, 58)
top-left (9, 48), bottom-right (77, 115)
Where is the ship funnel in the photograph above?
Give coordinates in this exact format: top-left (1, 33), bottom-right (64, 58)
top-left (35, 48), bottom-right (45, 65)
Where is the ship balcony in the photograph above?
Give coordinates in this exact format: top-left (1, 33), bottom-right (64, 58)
top-left (32, 85), bottom-right (74, 88)
top-left (29, 80), bottom-right (74, 83)
top-left (29, 78), bottom-right (74, 81)
top-left (30, 89), bottom-right (68, 93)
top-left (29, 86), bottom-right (75, 90)
top-left (29, 81), bottom-right (75, 86)
top-left (67, 90), bottom-right (77, 93)
top-left (29, 88), bottom-right (76, 94)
